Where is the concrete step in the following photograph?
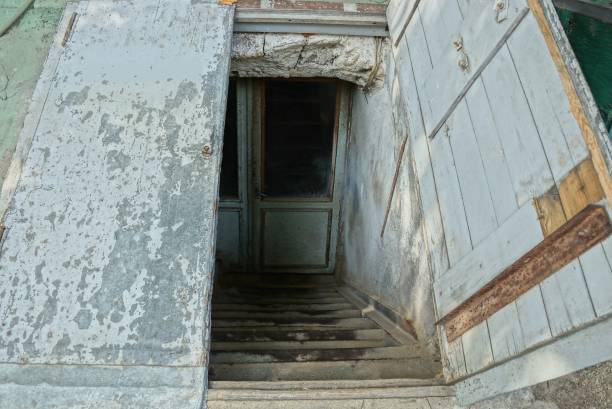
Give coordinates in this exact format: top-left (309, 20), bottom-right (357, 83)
top-left (208, 398), bottom-right (455, 409)
top-left (212, 318), bottom-right (378, 330)
top-left (209, 378), bottom-right (447, 390)
top-left (211, 345), bottom-right (419, 364)
top-left (211, 328), bottom-right (388, 342)
top-left (207, 382), bottom-right (452, 401)
top-left (208, 358), bottom-right (437, 381)
top-left (211, 309), bottom-right (363, 320)
top-left (212, 302), bottom-right (354, 312)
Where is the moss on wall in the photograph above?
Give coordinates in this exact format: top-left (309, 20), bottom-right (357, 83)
top-left (0, 1), bottom-right (67, 189)
top-left (557, 4), bottom-right (612, 135)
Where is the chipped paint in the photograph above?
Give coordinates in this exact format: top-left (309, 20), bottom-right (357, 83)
top-left (0, 0), bottom-right (234, 407)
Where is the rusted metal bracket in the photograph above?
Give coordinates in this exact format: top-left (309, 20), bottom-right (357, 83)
top-left (442, 204), bottom-right (612, 342)
top-left (62, 12), bottom-right (78, 47)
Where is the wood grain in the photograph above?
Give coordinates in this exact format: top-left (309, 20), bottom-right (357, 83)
top-left (442, 204), bottom-right (612, 342)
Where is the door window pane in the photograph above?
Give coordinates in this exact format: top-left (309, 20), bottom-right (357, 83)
top-left (264, 80), bottom-right (337, 198)
top-left (220, 79), bottom-right (239, 199)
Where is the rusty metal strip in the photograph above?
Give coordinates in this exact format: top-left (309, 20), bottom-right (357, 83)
top-left (442, 204), bottom-right (612, 342)
top-left (380, 133), bottom-right (409, 238)
top-left (61, 12), bottom-right (77, 47)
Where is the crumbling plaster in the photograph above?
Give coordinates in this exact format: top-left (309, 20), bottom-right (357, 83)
top-left (230, 32), bottom-right (386, 88)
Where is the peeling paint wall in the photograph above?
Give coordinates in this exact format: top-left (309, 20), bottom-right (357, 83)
top-left (337, 48), bottom-right (439, 358)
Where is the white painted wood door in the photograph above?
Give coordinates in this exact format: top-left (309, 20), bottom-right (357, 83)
top-left (387, 0), bottom-right (612, 405)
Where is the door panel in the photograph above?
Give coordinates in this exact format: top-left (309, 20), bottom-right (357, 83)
top-left (261, 209), bottom-right (332, 268)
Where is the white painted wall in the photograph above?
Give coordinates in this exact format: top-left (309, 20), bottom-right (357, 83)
top-left (337, 48), bottom-right (440, 357)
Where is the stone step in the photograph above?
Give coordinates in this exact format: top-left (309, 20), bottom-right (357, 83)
top-left (211, 345), bottom-right (418, 364)
top-left (209, 358), bottom-right (436, 381)
top-left (211, 328), bottom-right (387, 342)
top-left (212, 339), bottom-right (397, 353)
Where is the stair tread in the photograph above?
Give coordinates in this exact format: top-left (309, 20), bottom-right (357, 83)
top-left (209, 358), bottom-right (436, 381)
top-left (212, 317), bottom-right (378, 329)
top-left (209, 378), bottom-right (447, 390)
top-left (212, 310), bottom-right (363, 319)
top-left (207, 385), bottom-right (454, 401)
top-left (211, 337), bottom-right (397, 353)
top-left (211, 328), bottom-right (387, 342)
top-left (208, 398), bottom-right (456, 409)
top-left (211, 345), bottom-right (421, 363)
top-left (212, 303), bottom-right (354, 312)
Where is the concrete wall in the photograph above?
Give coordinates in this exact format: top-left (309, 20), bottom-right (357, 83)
top-left (337, 48), bottom-right (439, 357)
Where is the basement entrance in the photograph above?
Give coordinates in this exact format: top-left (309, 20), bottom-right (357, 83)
top-left (216, 78), bottom-right (348, 274)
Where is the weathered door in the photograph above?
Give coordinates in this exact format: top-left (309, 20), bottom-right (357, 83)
top-left (387, 0), bottom-right (612, 405)
top-left (0, 0), bottom-right (234, 406)
top-left (250, 80), bottom-right (349, 274)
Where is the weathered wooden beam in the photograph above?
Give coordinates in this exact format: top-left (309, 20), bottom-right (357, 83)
top-left (442, 204), bottom-right (612, 342)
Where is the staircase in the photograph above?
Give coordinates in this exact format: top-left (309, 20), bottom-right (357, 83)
top-left (207, 273), bottom-right (455, 408)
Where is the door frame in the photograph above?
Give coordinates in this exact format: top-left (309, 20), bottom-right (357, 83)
top-left (248, 79), bottom-right (350, 274)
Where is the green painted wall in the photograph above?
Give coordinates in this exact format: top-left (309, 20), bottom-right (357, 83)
top-left (557, 4), bottom-right (612, 136)
top-left (0, 0), bottom-right (67, 188)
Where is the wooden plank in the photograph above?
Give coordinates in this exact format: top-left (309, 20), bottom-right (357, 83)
top-left (558, 158), bottom-right (606, 219)
top-left (434, 202), bottom-right (543, 318)
top-left (464, 79), bottom-right (517, 224)
top-left (540, 260), bottom-right (595, 336)
top-left (455, 314), bottom-right (612, 406)
top-left (438, 325), bottom-right (467, 380)
top-left (386, 0), bottom-right (419, 46)
top-left (461, 321), bottom-right (494, 374)
top-left (416, 0), bottom-right (463, 130)
top-left (581, 241), bottom-right (612, 316)
top-left (486, 302), bottom-right (525, 362)
top-left (514, 286), bottom-right (552, 348)
top-left (528, 0), bottom-right (612, 204)
top-left (421, 0), bottom-right (529, 138)
top-left (447, 100), bottom-right (497, 245)
top-left (442, 205), bottom-right (612, 342)
top-left (428, 122), bottom-right (472, 266)
top-left (507, 11), bottom-right (589, 177)
top-left (534, 185), bottom-right (566, 236)
top-left (480, 45), bottom-right (555, 205)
